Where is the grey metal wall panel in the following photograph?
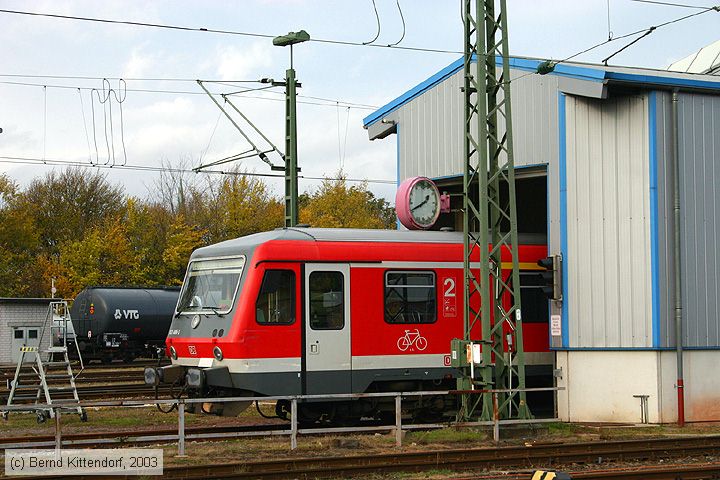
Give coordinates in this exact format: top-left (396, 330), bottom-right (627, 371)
top-left (677, 93), bottom-right (720, 348)
top-left (565, 94), bottom-right (653, 348)
top-left (397, 67), bottom-right (558, 181)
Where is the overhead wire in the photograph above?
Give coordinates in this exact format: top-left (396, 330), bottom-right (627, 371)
top-left (363, 0), bottom-right (381, 45)
top-left (628, 0), bottom-right (712, 9)
top-left (387, 0), bottom-right (406, 47)
top-left (506, 2), bottom-right (720, 85)
top-left (0, 8), bottom-right (461, 55)
top-left (0, 155), bottom-right (397, 184)
top-left (0, 79), bottom-right (378, 110)
top-left (77, 88), bottom-right (92, 162)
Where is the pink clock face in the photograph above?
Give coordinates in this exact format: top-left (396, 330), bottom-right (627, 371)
top-left (395, 176), bottom-right (440, 230)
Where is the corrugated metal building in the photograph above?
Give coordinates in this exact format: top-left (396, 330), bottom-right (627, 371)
top-left (363, 56), bottom-right (720, 423)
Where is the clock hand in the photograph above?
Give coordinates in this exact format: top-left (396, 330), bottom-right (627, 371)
top-left (411, 194), bottom-right (431, 211)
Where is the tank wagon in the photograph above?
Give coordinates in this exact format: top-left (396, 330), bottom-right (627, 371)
top-left (71, 286), bottom-right (180, 363)
top-left (146, 228), bottom-right (552, 421)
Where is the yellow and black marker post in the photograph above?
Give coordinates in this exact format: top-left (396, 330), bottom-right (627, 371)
top-left (531, 471), bottom-right (572, 480)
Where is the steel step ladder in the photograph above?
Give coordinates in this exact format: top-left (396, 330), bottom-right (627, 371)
top-left (2, 301), bottom-right (86, 423)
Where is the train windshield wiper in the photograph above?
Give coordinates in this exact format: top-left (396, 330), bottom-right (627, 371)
top-left (203, 306), bottom-right (225, 316)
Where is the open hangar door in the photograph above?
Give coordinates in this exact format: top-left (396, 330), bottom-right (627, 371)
top-left (431, 166), bottom-right (554, 416)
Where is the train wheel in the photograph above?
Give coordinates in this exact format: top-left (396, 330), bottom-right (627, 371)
top-left (101, 356), bottom-right (113, 365)
top-left (122, 354), bottom-right (135, 364)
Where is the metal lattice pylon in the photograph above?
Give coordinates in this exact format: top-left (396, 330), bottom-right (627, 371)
top-left (460, 0), bottom-right (531, 421)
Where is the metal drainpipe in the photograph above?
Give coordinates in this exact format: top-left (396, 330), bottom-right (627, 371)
top-left (671, 89), bottom-right (685, 427)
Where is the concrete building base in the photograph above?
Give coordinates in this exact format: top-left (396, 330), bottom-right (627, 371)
top-left (556, 350), bottom-right (720, 424)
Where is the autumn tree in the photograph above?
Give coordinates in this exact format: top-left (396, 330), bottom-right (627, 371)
top-left (55, 216), bottom-right (137, 297)
top-left (0, 175), bottom-right (40, 296)
top-left (20, 167), bottom-right (125, 254)
top-left (299, 173), bottom-right (396, 229)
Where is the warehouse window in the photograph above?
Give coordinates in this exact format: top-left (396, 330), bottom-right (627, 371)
top-left (385, 271), bottom-right (436, 324)
top-left (309, 271), bottom-right (345, 330)
top-left (256, 270), bottom-right (295, 325)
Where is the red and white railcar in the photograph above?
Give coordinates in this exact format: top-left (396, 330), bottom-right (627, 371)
top-left (149, 228), bottom-right (551, 419)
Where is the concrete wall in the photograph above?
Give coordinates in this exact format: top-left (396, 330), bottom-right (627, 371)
top-left (557, 350), bottom-right (720, 423)
top-left (556, 350), bottom-right (661, 423)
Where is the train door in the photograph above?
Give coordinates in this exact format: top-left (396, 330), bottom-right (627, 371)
top-left (11, 327), bottom-right (39, 362)
top-left (304, 264), bottom-right (351, 395)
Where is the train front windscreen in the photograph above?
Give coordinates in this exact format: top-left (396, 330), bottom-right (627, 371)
top-left (177, 257), bottom-right (246, 316)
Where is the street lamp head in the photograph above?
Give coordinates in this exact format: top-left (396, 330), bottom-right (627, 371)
top-left (273, 30), bottom-right (310, 47)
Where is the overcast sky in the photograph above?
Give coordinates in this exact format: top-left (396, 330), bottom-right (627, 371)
top-left (1, 0), bottom-right (718, 202)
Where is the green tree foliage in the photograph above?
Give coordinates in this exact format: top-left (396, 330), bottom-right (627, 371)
top-left (0, 175), bottom-right (40, 296)
top-left (21, 167), bottom-right (125, 254)
top-left (0, 165), bottom-right (394, 297)
top-left (300, 173), bottom-right (396, 229)
top-left (57, 217), bottom-right (136, 297)
top-left (162, 215), bottom-right (206, 285)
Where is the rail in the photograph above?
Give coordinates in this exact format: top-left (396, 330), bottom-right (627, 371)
top-left (0, 387), bottom-right (562, 456)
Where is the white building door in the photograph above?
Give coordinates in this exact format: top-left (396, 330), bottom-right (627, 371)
top-left (11, 327), bottom-right (39, 362)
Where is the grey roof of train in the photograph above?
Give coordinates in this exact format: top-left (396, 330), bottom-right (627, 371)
top-left (191, 228), bottom-right (546, 259)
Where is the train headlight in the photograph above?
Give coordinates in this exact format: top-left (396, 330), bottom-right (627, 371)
top-left (169, 346), bottom-right (178, 360)
top-left (213, 346), bottom-right (223, 361)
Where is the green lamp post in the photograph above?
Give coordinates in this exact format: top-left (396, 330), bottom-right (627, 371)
top-left (273, 30), bottom-right (310, 227)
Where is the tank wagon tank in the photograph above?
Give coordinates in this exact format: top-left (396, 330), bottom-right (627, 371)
top-left (70, 286), bottom-right (180, 363)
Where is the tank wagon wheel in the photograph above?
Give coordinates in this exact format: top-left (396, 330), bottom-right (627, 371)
top-left (275, 400), bottom-right (290, 421)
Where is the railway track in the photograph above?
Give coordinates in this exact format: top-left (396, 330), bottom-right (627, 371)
top-left (6, 433), bottom-right (720, 479)
top-left (151, 436), bottom-right (720, 479)
top-left (1, 361), bottom-right (172, 402)
top-left (0, 423), bottom-right (286, 449)
top-left (0, 383), bottom-right (173, 403)
top-left (0, 359), bottom-right (168, 375)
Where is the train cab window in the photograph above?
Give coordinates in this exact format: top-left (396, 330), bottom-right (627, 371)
top-left (178, 256), bottom-right (246, 315)
top-left (256, 270), bottom-right (296, 325)
top-left (384, 271), bottom-right (437, 324)
top-left (27, 329), bottom-right (38, 339)
top-left (309, 271), bottom-right (344, 330)
top-left (519, 272), bottom-right (550, 323)
top-left (14, 330), bottom-right (23, 339)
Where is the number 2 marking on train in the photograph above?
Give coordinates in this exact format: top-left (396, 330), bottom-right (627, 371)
top-left (443, 278), bottom-right (455, 297)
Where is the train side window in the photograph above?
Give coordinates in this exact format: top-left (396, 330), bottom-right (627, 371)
top-left (256, 270), bottom-right (295, 325)
top-left (384, 271), bottom-right (437, 324)
top-left (309, 271), bottom-right (344, 330)
top-left (519, 272), bottom-right (550, 324)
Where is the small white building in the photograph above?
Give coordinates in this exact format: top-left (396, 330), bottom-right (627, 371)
top-left (0, 298), bottom-right (54, 364)
top-left (364, 54), bottom-right (720, 424)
